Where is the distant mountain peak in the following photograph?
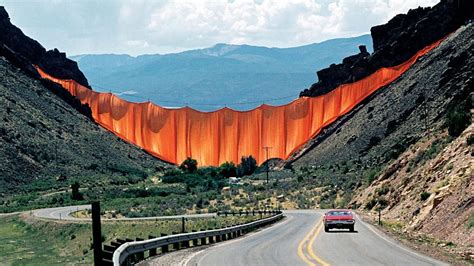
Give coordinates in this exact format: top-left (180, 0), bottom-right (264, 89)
top-left (201, 43), bottom-right (240, 56)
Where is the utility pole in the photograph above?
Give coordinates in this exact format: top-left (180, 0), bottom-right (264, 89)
top-left (263, 146), bottom-right (272, 186)
top-left (91, 202), bottom-right (102, 266)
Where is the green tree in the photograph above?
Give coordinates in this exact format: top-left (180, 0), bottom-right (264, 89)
top-left (445, 98), bottom-right (471, 137)
top-left (237, 155), bottom-right (257, 176)
top-left (219, 161), bottom-right (237, 178)
top-left (179, 157), bottom-right (198, 173)
top-left (71, 182), bottom-right (83, 200)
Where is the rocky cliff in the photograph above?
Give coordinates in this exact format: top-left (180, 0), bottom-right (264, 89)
top-left (300, 0), bottom-right (474, 97)
top-left (0, 6), bottom-right (88, 87)
top-left (291, 18), bottom-right (473, 263)
top-left (0, 7), bottom-right (169, 197)
top-left (0, 55), bottom-right (168, 196)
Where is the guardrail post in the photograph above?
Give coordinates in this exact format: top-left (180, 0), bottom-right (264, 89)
top-left (91, 201), bottom-right (103, 266)
top-left (182, 239), bottom-right (190, 248)
top-left (148, 235), bottom-right (157, 256)
top-left (160, 233), bottom-right (169, 254)
top-left (192, 230), bottom-right (198, 246)
top-left (134, 238), bottom-right (145, 261)
top-left (172, 232), bottom-right (180, 250)
top-left (200, 230), bottom-right (207, 245)
top-left (216, 234), bottom-right (222, 242)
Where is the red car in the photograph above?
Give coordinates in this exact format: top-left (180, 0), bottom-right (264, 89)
top-left (323, 209), bottom-right (355, 232)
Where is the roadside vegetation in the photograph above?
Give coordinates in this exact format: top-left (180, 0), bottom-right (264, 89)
top-left (0, 214), bottom-right (261, 265)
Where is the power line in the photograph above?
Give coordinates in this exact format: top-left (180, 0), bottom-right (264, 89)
top-left (263, 146), bottom-right (272, 186)
top-left (90, 83), bottom-right (297, 107)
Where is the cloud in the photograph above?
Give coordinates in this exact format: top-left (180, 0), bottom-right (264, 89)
top-left (1, 0), bottom-right (439, 56)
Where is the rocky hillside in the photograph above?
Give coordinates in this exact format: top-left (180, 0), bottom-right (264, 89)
top-left (289, 6), bottom-right (473, 262)
top-left (0, 56), bottom-right (169, 196)
top-left (352, 123), bottom-right (473, 260)
top-left (0, 7), bottom-right (170, 197)
top-left (290, 23), bottom-right (473, 169)
top-left (300, 0), bottom-right (473, 97)
top-left (0, 7), bottom-right (88, 87)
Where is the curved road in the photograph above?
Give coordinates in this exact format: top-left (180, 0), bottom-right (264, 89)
top-left (32, 205), bottom-right (216, 221)
top-left (184, 210), bottom-right (445, 266)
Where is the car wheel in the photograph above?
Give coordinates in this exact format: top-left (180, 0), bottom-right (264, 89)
top-left (324, 226), bottom-right (329, 232)
top-left (349, 225), bottom-right (355, 232)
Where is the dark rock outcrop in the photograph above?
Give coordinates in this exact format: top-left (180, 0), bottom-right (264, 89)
top-left (0, 6), bottom-right (89, 87)
top-left (300, 0), bottom-right (474, 97)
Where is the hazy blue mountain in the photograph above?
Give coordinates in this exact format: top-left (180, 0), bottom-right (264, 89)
top-left (71, 35), bottom-right (372, 111)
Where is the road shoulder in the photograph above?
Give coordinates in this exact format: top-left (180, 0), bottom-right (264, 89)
top-left (357, 211), bottom-right (468, 265)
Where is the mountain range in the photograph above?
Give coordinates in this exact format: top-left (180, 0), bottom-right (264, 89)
top-left (71, 35), bottom-right (372, 111)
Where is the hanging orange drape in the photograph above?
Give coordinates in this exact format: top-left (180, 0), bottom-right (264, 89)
top-left (35, 38), bottom-right (443, 166)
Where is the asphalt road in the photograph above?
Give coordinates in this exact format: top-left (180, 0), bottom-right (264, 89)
top-left (184, 210), bottom-right (446, 266)
top-left (32, 205), bottom-right (216, 221)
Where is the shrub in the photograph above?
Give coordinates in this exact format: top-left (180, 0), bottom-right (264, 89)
top-left (445, 100), bottom-right (471, 137)
top-left (71, 182), bottom-right (83, 200)
top-left (467, 213), bottom-right (474, 228)
top-left (108, 164), bottom-right (148, 178)
top-left (179, 157), bottom-right (198, 173)
top-left (376, 185), bottom-right (390, 196)
top-left (420, 191), bottom-right (431, 201)
top-left (237, 156), bottom-right (257, 176)
top-left (219, 162), bottom-right (237, 178)
top-left (297, 175), bottom-right (303, 182)
top-left (377, 197), bottom-right (388, 208)
top-left (363, 167), bottom-right (380, 185)
top-left (365, 197), bottom-right (377, 210)
top-left (467, 135), bottom-right (474, 146)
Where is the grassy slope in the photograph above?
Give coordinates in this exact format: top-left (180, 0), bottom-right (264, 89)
top-left (0, 214), bottom-right (260, 265)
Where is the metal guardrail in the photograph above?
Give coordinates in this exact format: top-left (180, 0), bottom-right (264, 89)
top-left (112, 212), bottom-right (283, 265)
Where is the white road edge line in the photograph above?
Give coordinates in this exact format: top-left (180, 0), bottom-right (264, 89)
top-left (180, 214), bottom-right (294, 266)
top-left (355, 214), bottom-right (448, 266)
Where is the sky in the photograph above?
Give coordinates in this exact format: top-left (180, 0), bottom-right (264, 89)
top-left (1, 0), bottom-right (439, 56)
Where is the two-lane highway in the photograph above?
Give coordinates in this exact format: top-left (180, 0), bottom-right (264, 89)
top-left (184, 210), bottom-right (445, 266)
top-left (29, 206), bottom-right (446, 265)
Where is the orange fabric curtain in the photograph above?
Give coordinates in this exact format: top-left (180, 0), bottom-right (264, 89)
top-left (35, 38), bottom-right (443, 166)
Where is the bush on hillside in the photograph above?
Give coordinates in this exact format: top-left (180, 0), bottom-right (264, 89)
top-left (420, 191), bottom-right (431, 201)
top-left (445, 98), bottom-right (471, 137)
top-left (237, 156), bottom-right (257, 176)
top-left (179, 157), bottom-right (198, 173)
top-left (219, 161), bottom-right (237, 178)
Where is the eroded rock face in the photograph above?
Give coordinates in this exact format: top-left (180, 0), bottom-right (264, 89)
top-left (0, 6), bottom-right (89, 87)
top-left (300, 0), bottom-right (474, 97)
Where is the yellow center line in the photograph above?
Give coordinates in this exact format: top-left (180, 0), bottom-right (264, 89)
top-left (297, 230), bottom-right (316, 266)
top-left (297, 215), bottom-right (330, 266)
top-left (307, 221), bottom-right (330, 266)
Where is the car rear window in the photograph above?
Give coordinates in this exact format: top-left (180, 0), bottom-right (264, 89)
top-left (328, 211), bottom-right (351, 216)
